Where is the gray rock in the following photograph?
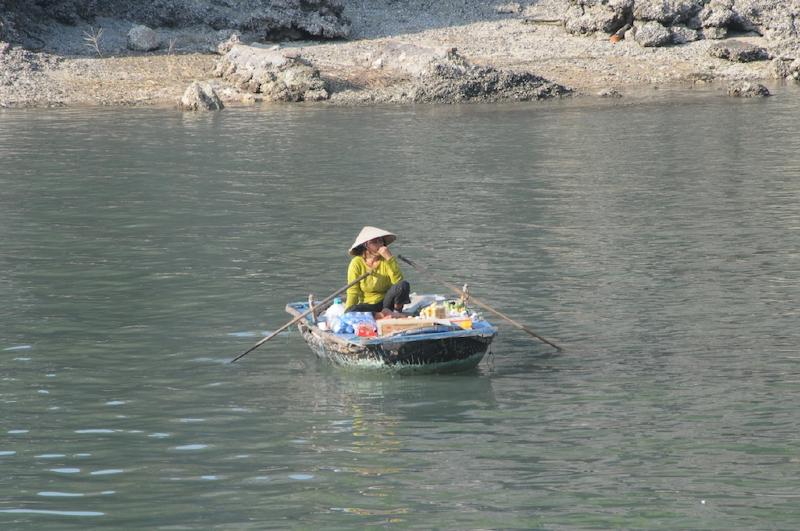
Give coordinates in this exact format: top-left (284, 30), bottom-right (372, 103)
top-left (671, 25), bottom-right (699, 44)
top-left (598, 88), bottom-right (623, 98)
top-left (633, 0), bottom-right (701, 25)
top-left (698, 0), bottom-right (736, 29)
top-left (788, 58), bottom-right (800, 80)
top-left (789, 58), bottom-right (800, 80)
top-left (700, 26), bottom-right (729, 40)
top-left (634, 21), bottom-right (673, 47)
top-left (709, 40), bottom-right (770, 62)
top-left (772, 57), bottom-right (800, 80)
top-left (410, 49), bottom-right (571, 103)
top-left (564, 0), bottom-right (634, 36)
top-left (127, 25), bottom-right (159, 51)
top-left (179, 81), bottom-right (224, 110)
top-left (562, 0), bottom-right (799, 44)
top-left (688, 71), bottom-right (715, 84)
top-left (733, 0), bottom-right (794, 40)
top-left (368, 41), bottom-right (452, 77)
top-left (214, 44), bottom-right (329, 102)
top-left (726, 81), bottom-right (770, 97)
top-left (2, 1), bottom-right (350, 47)
top-left (495, 3), bottom-right (522, 15)
top-left (217, 32), bottom-right (240, 55)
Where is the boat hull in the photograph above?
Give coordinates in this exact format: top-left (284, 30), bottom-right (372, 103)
top-left (298, 323), bottom-right (494, 372)
top-left (287, 301), bottom-right (497, 373)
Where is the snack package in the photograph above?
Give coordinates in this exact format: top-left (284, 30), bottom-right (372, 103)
top-left (355, 322), bottom-right (377, 337)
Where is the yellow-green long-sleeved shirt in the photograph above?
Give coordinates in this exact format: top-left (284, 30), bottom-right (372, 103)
top-left (345, 256), bottom-right (403, 310)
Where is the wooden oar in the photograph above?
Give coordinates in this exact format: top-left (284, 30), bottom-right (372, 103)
top-left (230, 270), bottom-right (374, 363)
top-left (397, 254), bottom-right (562, 351)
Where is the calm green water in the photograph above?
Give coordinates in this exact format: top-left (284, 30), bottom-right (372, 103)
top-left (2, 89), bottom-right (800, 529)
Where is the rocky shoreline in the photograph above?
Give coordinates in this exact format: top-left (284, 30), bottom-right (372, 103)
top-left (1, 0), bottom-right (798, 109)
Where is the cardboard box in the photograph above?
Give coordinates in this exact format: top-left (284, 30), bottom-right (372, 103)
top-left (377, 318), bottom-right (439, 336)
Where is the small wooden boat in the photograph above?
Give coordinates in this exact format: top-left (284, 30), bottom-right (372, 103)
top-left (285, 296), bottom-right (497, 372)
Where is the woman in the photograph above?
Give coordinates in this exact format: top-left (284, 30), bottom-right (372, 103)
top-left (345, 226), bottom-right (410, 315)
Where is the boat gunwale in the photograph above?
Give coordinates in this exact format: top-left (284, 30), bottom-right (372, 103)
top-left (285, 301), bottom-right (497, 347)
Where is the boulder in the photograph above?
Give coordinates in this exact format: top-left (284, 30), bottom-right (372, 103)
top-left (366, 42), bottom-right (452, 77)
top-left (562, 0), bottom-right (799, 45)
top-left (633, 0), bottom-right (702, 26)
top-left (709, 40), bottom-right (770, 62)
top-left (633, 21), bottom-right (673, 47)
top-left (733, 0), bottom-right (798, 41)
top-left (671, 25), bottom-right (700, 44)
top-left (214, 44), bottom-right (329, 102)
top-left (700, 26), bottom-right (729, 40)
top-left (217, 32), bottom-right (240, 55)
top-left (495, 3), bottom-right (522, 15)
top-left (564, 0), bottom-right (634, 36)
top-left (127, 25), bottom-right (160, 52)
top-left (410, 49), bottom-right (571, 103)
top-left (179, 81), bottom-right (224, 110)
top-left (726, 81), bottom-right (770, 97)
top-left (788, 58), bottom-right (800, 80)
top-left (698, 0), bottom-right (736, 29)
top-left (772, 57), bottom-right (800, 80)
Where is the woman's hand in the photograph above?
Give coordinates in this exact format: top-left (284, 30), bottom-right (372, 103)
top-left (377, 245), bottom-right (393, 259)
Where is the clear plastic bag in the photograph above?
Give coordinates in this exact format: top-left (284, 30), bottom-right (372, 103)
top-left (336, 312), bottom-right (377, 335)
top-left (324, 298), bottom-right (346, 332)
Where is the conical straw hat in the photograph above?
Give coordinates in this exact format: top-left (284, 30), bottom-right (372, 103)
top-left (348, 226), bottom-right (397, 256)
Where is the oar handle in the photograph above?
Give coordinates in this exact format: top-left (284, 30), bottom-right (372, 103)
top-left (397, 255), bottom-right (562, 351)
top-left (230, 270), bottom-right (373, 363)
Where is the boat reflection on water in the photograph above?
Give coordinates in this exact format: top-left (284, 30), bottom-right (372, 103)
top-left (282, 370), bottom-right (497, 523)
top-left (292, 371), bottom-right (498, 449)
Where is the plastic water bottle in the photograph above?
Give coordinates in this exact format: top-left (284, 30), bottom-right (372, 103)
top-left (325, 297), bottom-right (345, 333)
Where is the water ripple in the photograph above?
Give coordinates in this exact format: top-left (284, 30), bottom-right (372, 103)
top-left (90, 469), bottom-right (124, 475)
top-left (174, 444), bottom-right (208, 451)
top-left (0, 509), bottom-right (104, 516)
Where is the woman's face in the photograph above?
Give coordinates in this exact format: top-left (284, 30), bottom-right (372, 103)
top-left (365, 237), bottom-right (384, 252)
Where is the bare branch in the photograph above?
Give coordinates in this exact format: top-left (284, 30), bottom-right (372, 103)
top-left (82, 26), bottom-right (104, 57)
